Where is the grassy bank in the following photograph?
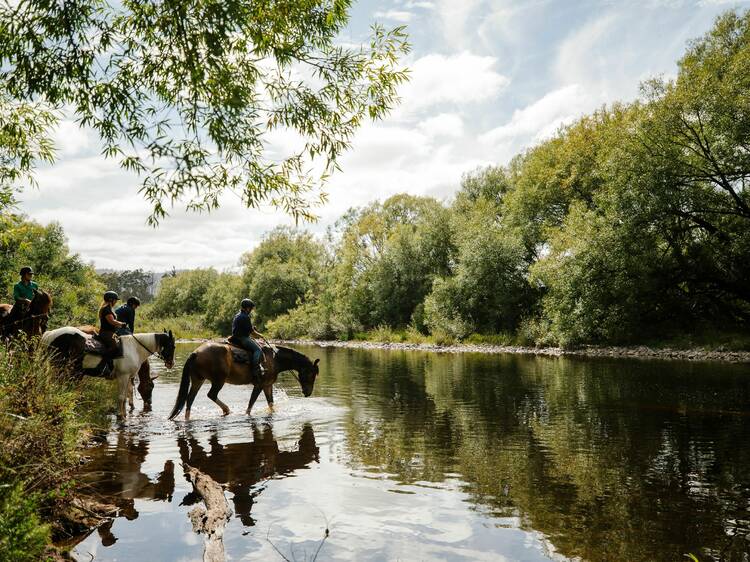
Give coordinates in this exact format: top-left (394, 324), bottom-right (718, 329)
top-left (281, 324), bottom-right (750, 352)
top-left (137, 304), bottom-right (219, 340)
top-left (0, 339), bottom-right (116, 560)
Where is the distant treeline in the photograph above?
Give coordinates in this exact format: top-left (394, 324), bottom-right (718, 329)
top-left (143, 12), bottom-right (750, 346)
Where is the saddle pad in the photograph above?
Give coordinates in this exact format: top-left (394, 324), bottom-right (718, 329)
top-left (228, 343), bottom-right (273, 365)
top-left (230, 347), bottom-right (251, 364)
top-left (83, 336), bottom-right (106, 355)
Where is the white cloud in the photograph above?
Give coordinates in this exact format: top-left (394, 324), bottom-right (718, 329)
top-left (417, 113), bottom-right (464, 138)
top-left (435, 0), bottom-right (483, 50)
top-left (397, 52), bottom-right (509, 116)
top-left (53, 120), bottom-right (97, 157)
top-left (402, 0), bottom-right (435, 8)
top-left (374, 10), bottom-right (413, 22)
top-left (480, 85), bottom-right (593, 158)
top-left (555, 14), bottom-right (619, 94)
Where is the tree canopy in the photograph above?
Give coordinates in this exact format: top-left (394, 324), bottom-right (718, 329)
top-left (0, 0), bottom-right (409, 223)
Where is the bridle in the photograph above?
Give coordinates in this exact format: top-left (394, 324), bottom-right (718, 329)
top-left (129, 333), bottom-right (174, 364)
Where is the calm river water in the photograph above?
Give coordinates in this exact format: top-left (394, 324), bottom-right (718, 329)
top-left (71, 342), bottom-right (750, 561)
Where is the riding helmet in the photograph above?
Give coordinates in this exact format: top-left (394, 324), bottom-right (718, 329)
top-left (104, 290), bottom-right (119, 301)
top-left (127, 296), bottom-right (141, 306)
top-left (241, 298), bottom-right (255, 309)
top-left (20, 266), bottom-right (34, 276)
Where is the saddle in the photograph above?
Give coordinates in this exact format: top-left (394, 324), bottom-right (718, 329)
top-left (225, 337), bottom-right (273, 365)
top-left (84, 333), bottom-right (123, 357)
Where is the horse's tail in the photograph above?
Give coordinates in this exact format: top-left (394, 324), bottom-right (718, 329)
top-left (168, 352), bottom-right (196, 420)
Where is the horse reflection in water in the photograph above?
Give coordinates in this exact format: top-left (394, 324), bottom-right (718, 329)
top-left (78, 432), bottom-right (175, 546)
top-left (178, 423), bottom-right (319, 526)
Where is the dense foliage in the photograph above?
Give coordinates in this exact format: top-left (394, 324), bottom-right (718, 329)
top-left (0, 211), bottom-right (103, 326)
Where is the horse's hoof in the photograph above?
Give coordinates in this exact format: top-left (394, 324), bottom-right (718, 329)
top-left (222, 410), bottom-right (230, 416)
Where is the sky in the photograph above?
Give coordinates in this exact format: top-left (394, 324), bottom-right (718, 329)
top-left (19, 0), bottom-right (750, 271)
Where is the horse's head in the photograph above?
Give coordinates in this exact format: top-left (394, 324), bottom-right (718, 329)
top-left (28, 290), bottom-right (52, 335)
top-left (157, 328), bottom-right (176, 369)
top-left (298, 358), bottom-right (320, 397)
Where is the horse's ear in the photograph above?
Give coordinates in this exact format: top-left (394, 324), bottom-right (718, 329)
top-left (169, 329), bottom-right (173, 338)
top-left (314, 358), bottom-right (320, 366)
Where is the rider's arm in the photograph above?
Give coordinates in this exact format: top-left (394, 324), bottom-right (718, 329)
top-left (105, 313), bottom-right (125, 329)
top-left (252, 327), bottom-right (266, 341)
top-left (12, 285), bottom-right (30, 304)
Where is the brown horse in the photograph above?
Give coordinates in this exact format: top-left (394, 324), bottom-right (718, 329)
top-left (168, 343), bottom-right (320, 420)
top-left (0, 289), bottom-right (52, 339)
top-left (178, 424), bottom-right (319, 526)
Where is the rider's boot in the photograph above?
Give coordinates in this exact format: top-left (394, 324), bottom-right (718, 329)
top-left (254, 361), bottom-right (266, 381)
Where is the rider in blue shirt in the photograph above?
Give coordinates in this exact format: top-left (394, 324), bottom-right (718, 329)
top-left (231, 299), bottom-right (266, 375)
top-left (115, 296), bottom-right (140, 335)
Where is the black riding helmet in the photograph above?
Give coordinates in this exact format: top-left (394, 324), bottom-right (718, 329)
top-left (104, 290), bottom-right (119, 302)
top-left (241, 298), bottom-right (255, 309)
top-left (127, 296), bottom-right (141, 306)
top-left (20, 266), bottom-right (34, 276)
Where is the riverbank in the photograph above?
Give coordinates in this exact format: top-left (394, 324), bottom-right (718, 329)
top-left (0, 342), bottom-right (117, 561)
top-left (269, 338), bottom-right (750, 363)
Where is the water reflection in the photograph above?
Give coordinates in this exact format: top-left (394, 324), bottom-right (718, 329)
top-left (72, 344), bottom-right (750, 561)
top-left (177, 423), bottom-right (320, 526)
top-left (322, 350), bottom-right (750, 561)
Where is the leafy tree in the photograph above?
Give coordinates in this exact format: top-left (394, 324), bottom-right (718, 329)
top-left (203, 272), bottom-right (245, 334)
top-left (633, 10), bottom-right (750, 318)
top-left (334, 195), bottom-right (452, 328)
top-left (241, 228), bottom-right (327, 327)
top-left (150, 268), bottom-right (219, 316)
top-left (98, 269), bottom-right (157, 302)
top-left (424, 199), bottom-right (530, 338)
top-left (0, 0), bottom-right (409, 223)
top-left (0, 215), bottom-right (103, 325)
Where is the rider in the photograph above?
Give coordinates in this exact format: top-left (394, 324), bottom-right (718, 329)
top-left (98, 291), bottom-right (127, 373)
top-left (115, 296), bottom-right (140, 335)
top-left (231, 299), bottom-right (266, 377)
top-left (13, 266), bottom-right (39, 309)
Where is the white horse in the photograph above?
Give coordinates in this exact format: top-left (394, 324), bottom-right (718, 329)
top-left (42, 327), bottom-right (176, 418)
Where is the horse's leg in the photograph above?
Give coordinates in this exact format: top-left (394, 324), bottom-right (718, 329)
top-left (246, 385), bottom-right (263, 415)
top-left (207, 379), bottom-right (230, 416)
top-left (116, 371), bottom-right (130, 419)
top-left (184, 376), bottom-right (205, 421)
top-left (128, 375), bottom-right (136, 411)
top-left (263, 385), bottom-right (274, 410)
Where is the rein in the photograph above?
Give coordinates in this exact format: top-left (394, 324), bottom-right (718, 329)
top-left (131, 334), bottom-right (157, 356)
top-left (1, 312), bottom-right (49, 329)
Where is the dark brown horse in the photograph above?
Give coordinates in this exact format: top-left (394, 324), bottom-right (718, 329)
top-left (0, 289), bottom-right (52, 339)
top-left (178, 424), bottom-right (319, 526)
top-left (168, 343), bottom-right (319, 420)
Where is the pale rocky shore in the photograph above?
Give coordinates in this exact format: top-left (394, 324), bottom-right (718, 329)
top-left (269, 339), bottom-right (750, 364)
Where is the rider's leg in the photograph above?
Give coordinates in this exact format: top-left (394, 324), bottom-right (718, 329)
top-left (247, 338), bottom-right (264, 373)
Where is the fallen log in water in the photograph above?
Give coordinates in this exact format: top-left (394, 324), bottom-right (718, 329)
top-left (183, 462), bottom-right (232, 562)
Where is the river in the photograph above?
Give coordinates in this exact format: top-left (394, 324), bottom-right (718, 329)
top-left (70, 342), bottom-right (750, 561)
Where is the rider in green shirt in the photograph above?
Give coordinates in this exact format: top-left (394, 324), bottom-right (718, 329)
top-left (13, 267), bottom-right (39, 305)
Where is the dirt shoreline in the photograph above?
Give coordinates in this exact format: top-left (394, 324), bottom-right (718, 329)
top-left (176, 338), bottom-right (750, 364)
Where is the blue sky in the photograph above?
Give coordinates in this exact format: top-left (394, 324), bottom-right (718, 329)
top-left (20, 0), bottom-right (750, 270)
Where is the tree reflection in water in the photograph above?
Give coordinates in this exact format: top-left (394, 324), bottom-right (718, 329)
top-left (77, 431), bottom-right (175, 545)
top-left (177, 423), bottom-right (320, 526)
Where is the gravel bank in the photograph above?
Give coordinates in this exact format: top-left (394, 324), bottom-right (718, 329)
top-left (271, 339), bottom-right (750, 364)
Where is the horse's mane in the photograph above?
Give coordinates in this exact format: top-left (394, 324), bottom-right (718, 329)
top-left (275, 345), bottom-right (312, 367)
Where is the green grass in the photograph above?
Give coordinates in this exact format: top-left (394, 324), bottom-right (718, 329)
top-left (0, 339), bottom-right (117, 558)
top-left (137, 305), bottom-right (219, 340)
top-left (642, 330), bottom-right (750, 352)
